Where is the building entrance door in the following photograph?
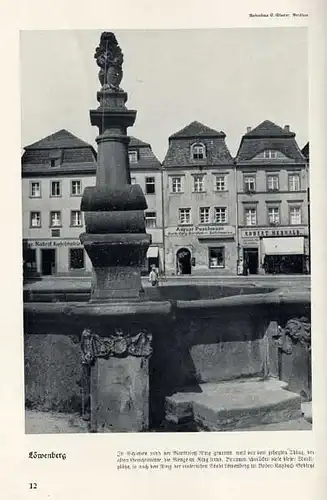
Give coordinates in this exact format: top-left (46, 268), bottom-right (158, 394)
top-left (176, 248), bottom-right (191, 275)
top-left (41, 249), bottom-right (56, 276)
top-left (243, 248), bottom-right (259, 275)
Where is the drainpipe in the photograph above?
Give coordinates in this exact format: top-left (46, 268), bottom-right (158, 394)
top-left (234, 160), bottom-right (239, 274)
top-left (161, 166), bottom-right (166, 277)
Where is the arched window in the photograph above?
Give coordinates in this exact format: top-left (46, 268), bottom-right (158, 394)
top-left (191, 143), bottom-right (206, 160)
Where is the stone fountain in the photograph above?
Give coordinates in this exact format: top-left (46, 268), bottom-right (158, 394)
top-left (23, 32), bottom-right (312, 433)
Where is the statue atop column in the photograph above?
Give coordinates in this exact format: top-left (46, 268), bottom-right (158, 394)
top-left (94, 32), bottom-right (124, 92)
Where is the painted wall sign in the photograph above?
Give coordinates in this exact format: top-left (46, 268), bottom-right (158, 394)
top-left (26, 239), bottom-right (82, 248)
top-left (166, 225), bottom-right (235, 237)
top-left (240, 227), bottom-right (307, 238)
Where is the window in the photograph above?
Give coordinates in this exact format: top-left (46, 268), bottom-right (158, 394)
top-left (145, 177), bottom-right (155, 194)
top-left (179, 208), bottom-right (191, 225)
top-left (145, 212), bottom-right (157, 228)
top-left (289, 206), bottom-right (302, 225)
top-left (199, 207), bottom-right (210, 224)
top-left (288, 174), bottom-right (300, 191)
top-left (268, 207), bottom-right (280, 225)
top-left (50, 158), bottom-right (61, 168)
top-left (209, 247), bottom-right (225, 268)
top-left (215, 175), bottom-right (226, 191)
top-left (214, 207), bottom-right (227, 224)
top-left (30, 211), bottom-right (41, 228)
top-left (51, 181), bottom-right (61, 197)
top-left (244, 175), bottom-right (256, 192)
top-left (193, 175), bottom-right (204, 192)
top-left (129, 151), bottom-right (138, 164)
top-left (263, 150), bottom-right (278, 159)
top-left (69, 248), bottom-right (84, 270)
top-left (245, 207), bottom-right (257, 226)
top-left (131, 177), bottom-right (136, 184)
top-left (71, 210), bottom-right (82, 227)
top-left (71, 180), bottom-right (81, 196)
top-left (171, 176), bottom-right (183, 193)
top-left (30, 181), bottom-right (41, 198)
top-left (267, 175), bottom-right (279, 191)
top-left (191, 143), bottom-right (206, 160)
top-left (50, 211), bottom-right (61, 227)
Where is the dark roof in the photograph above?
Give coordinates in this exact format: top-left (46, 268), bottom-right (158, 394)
top-left (128, 136), bottom-right (161, 171)
top-left (164, 121), bottom-right (233, 167)
top-left (244, 120), bottom-right (295, 138)
top-left (24, 129), bottom-right (93, 150)
top-left (169, 121), bottom-right (226, 139)
top-left (302, 142), bottom-right (309, 160)
top-left (236, 120), bottom-right (306, 163)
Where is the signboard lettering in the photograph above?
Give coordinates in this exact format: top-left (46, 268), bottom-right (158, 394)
top-left (166, 225), bottom-right (235, 237)
top-left (26, 240), bottom-right (82, 248)
top-left (241, 227), bottom-right (306, 238)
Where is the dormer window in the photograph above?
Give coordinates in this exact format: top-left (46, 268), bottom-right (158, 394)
top-left (263, 150), bottom-right (278, 159)
top-left (129, 150), bottom-right (138, 164)
top-left (191, 143), bottom-right (206, 160)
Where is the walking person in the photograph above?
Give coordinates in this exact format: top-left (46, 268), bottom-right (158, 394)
top-left (149, 264), bottom-right (159, 286)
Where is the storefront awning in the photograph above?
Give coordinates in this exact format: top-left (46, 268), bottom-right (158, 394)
top-left (146, 246), bottom-right (159, 259)
top-left (262, 237), bottom-right (304, 256)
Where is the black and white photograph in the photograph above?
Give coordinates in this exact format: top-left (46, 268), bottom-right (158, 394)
top-left (21, 28), bottom-right (311, 434)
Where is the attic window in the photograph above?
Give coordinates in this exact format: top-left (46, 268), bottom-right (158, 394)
top-left (50, 158), bottom-right (61, 168)
top-left (263, 150), bottom-right (278, 159)
top-left (129, 151), bottom-right (138, 164)
top-left (191, 143), bottom-right (206, 160)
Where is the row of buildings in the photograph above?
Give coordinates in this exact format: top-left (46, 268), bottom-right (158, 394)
top-left (22, 120), bottom-right (310, 277)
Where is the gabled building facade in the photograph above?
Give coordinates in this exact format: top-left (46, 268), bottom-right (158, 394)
top-left (162, 121), bottom-right (237, 275)
top-left (235, 121), bottom-right (309, 275)
top-left (22, 130), bottom-right (162, 276)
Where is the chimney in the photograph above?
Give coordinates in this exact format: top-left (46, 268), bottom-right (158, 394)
top-left (284, 125), bottom-right (290, 132)
top-left (246, 126), bottom-right (252, 133)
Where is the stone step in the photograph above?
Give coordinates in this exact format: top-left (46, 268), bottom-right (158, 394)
top-left (165, 378), bottom-right (303, 432)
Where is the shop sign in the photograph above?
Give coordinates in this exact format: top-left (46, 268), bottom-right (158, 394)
top-left (166, 225), bottom-right (235, 237)
top-left (241, 227), bottom-right (307, 238)
top-left (26, 239), bottom-right (82, 248)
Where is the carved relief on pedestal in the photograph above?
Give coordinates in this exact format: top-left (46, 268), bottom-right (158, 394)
top-left (272, 317), bottom-right (311, 355)
top-left (81, 328), bottom-right (152, 365)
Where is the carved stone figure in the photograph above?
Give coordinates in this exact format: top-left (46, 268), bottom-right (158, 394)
top-left (81, 328), bottom-right (152, 365)
top-left (273, 317), bottom-right (311, 355)
top-left (94, 32), bottom-right (124, 91)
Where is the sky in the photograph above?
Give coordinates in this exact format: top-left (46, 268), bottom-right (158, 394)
top-left (20, 28), bottom-right (308, 161)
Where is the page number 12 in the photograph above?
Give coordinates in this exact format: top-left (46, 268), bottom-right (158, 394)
top-left (29, 483), bottom-right (37, 490)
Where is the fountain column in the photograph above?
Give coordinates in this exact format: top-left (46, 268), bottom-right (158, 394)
top-left (80, 32), bottom-right (151, 301)
top-left (79, 32), bottom-right (153, 432)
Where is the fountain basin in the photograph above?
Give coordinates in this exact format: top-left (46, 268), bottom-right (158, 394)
top-left (24, 285), bottom-right (311, 432)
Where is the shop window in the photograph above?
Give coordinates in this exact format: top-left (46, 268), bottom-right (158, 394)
top-left (145, 212), bottom-right (157, 228)
top-left (71, 210), bottom-right (82, 227)
top-left (268, 207), bottom-right (280, 225)
top-left (209, 247), bottom-right (225, 268)
top-left (245, 207), bottom-right (257, 226)
top-left (50, 211), bottom-right (61, 227)
top-left (263, 150), bottom-right (277, 159)
top-left (30, 211), bottom-right (41, 228)
top-left (199, 207), bottom-right (210, 224)
top-left (289, 206), bottom-right (301, 225)
top-left (129, 151), bottom-right (138, 164)
top-left (215, 175), bottom-right (226, 191)
top-left (23, 248), bottom-right (37, 272)
top-left (267, 175), bottom-right (279, 191)
top-left (244, 175), bottom-right (256, 193)
top-left (171, 176), bottom-right (183, 193)
top-left (214, 207), bottom-right (227, 224)
top-left (191, 143), bottom-right (206, 160)
top-left (288, 174), bottom-right (300, 191)
top-left (179, 208), bottom-right (191, 225)
top-left (50, 180), bottom-right (61, 197)
top-left (145, 177), bottom-right (155, 194)
top-left (71, 180), bottom-right (82, 196)
top-left (69, 248), bottom-right (84, 270)
top-left (30, 181), bottom-right (41, 198)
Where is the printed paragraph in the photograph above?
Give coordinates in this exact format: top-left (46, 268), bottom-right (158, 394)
top-left (116, 448), bottom-right (315, 471)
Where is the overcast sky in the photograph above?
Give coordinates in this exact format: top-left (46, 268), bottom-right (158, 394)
top-left (20, 28), bottom-right (308, 161)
